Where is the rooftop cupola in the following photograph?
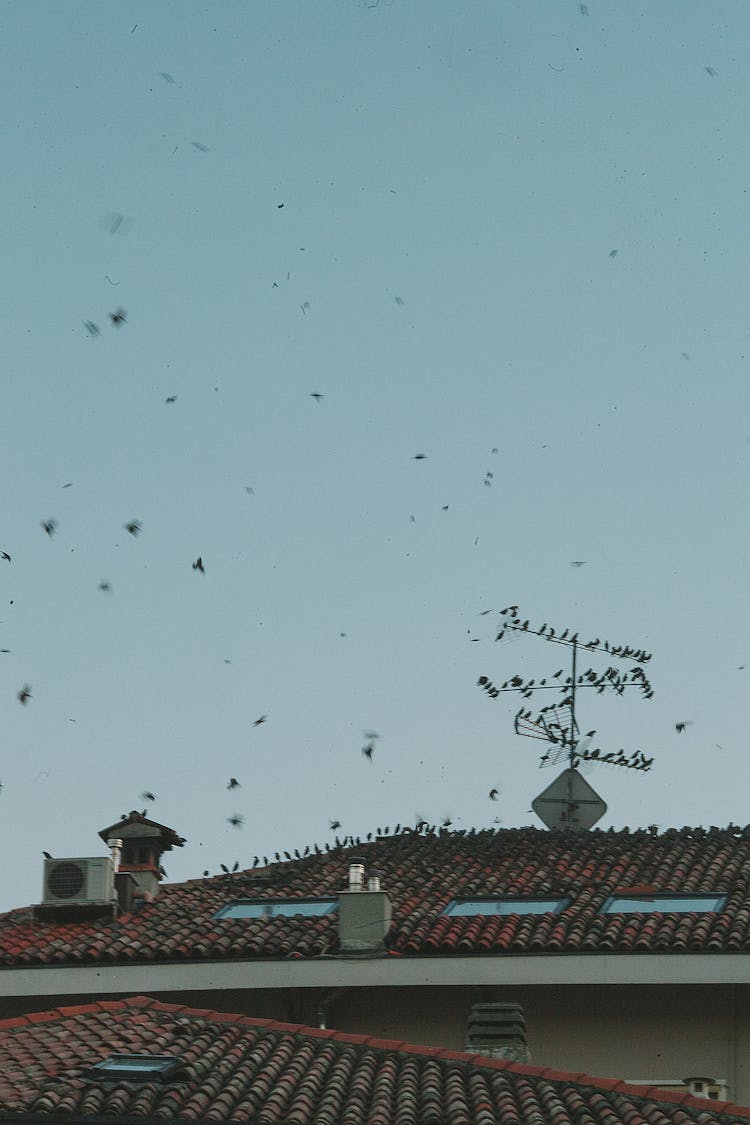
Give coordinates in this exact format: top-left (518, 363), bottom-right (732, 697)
top-left (98, 812), bottom-right (185, 902)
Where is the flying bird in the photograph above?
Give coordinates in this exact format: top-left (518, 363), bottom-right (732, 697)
top-left (141, 791), bottom-right (156, 802)
top-left (1, 552), bottom-right (10, 563)
top-left (227, 814), bottom-right (244, 828)
top-left (570, 560), bottom-right (587, 567)
top-left (675, 721), bottom-right (692, 733)
top-left (489, 788), bottom-right (499, 801)
top-left (192, 141), bottom-right (209, 152)
top-left (705, 66), bottom-right (717, 77)
top-left (98, 580), bottom-right (112, 592)
top-left (412, 454), bottom-right (427, 460)
top-left (83, 320), bottom-right (100, 337)
top-left (192, 557), bottom-right (205, 573)
top-left (109, 307), bottom-right (127, 326)
top-left (17, 685), bottom-right (32, 705)
top-left (165, 395), bottom-right (177, 404)
top-left (124, 520), bottom-right (142, 536)
top-left (362, 742), bottom-right (375, 760)
top-left (253, 715), bottom-right (267, 727)
top-left (608, 249), bottom-right (618, 258)
top-left (329, 819), bottom-right (341, 831)
top-left (41, 519), bottom-right (57, 538)
top-left (310, 392), bottom-right (324, 402)
top-left (227, 777), bottom-right (240, 789)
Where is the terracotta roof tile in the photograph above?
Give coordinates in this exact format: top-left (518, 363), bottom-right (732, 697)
top-left (3, 825), bottom-right (750, 965)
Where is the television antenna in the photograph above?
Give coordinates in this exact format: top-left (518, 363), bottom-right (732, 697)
top-left (477, 606), bottom-right (655, 829)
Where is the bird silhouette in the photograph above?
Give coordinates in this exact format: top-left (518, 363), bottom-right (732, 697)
top-left (329, 819), bottom-right (341, 830)
top-left (41, 519), bottom-right (57, 538)
top-left (192, 557), bottom-right (205, 573)
top-left (109, 308), bottom-right (127, 326)
top-left (227, 777), bottom-right (240, 789)
top-left (227, 814), bottom-right (244, 828)
top-left (675, 721), bottom-right (691, 733)
top-left (141, 791), bottom-right (156, 802)
top-left (570, 561), bottom-right (586, 567)
top-left (412, 454), bottom-right (427, 460)
top-left (43, 850), bottom-right (53, 860)
top-left (253, 715), bottom-right (267, 727)
top-left (98, 580), bottom-right (112, 592)
top-left (310, 393), bottom-right (324, 402)
top-left (124, 520), bottom-right (142, 537)
top-left (489, 788), bottom-right (499, 801)
top-left (362, 742), bottom-right (375, 760)
top-left (165, 395), bottom-right (177, 404)
top-left (17, 685), bottom-right (32, 705)
top-left (1, 552), bottom-right (10, 563)
top-left (83, 320), bottom-right (100, 337)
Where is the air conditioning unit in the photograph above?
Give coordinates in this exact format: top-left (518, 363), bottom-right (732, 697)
top-left (42, 856), bottom-right (116, 906)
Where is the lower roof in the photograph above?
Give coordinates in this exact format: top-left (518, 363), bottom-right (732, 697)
top-left (0, 995), bottom-right (746, 1125)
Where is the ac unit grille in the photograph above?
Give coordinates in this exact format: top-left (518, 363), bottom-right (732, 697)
top-left (46, 862), bottom-right (86, 900)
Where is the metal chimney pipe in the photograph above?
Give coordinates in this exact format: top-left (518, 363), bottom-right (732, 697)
top-left (368, 869), bottom-right (381, 892)
top-left (108, 838), bottom-right (123, 872)
top-left (348, 859), bottom-right (365, 892)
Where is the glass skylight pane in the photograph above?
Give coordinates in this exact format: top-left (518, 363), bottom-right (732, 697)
top-left (444, 897), bottom-right (569, 917)
top-left (602, 894), bottom-right (727, 914)
top-left (216, 899), bottom-right (337, 920)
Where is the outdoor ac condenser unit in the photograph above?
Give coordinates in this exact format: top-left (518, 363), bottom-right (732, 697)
top-left (42, 856), bottom-right (116, 906)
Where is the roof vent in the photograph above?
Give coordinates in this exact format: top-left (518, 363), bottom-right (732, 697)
top-left (338, 863), bottom-right (391, 952)
top-left (683, 1076), bottom-right (727, 1101)
top-left (465, 1002), bottom-right (530, 1063)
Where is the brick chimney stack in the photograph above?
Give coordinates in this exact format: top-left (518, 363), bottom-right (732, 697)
top-left (98, 812), bottom-right (185, 903)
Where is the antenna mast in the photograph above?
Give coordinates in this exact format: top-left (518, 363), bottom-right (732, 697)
top-left (477, 607), bottom-right (655, 829)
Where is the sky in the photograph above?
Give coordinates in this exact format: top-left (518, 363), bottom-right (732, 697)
top-left (0, 0), bottom-right (748, 912)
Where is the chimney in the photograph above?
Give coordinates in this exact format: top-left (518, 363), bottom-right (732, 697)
top-left (338, 862), bottom-right (392, 952)
top-left (465, 1003), bottom-right (530, 1063)
top-left (98, 812), bottom-right (185, 901)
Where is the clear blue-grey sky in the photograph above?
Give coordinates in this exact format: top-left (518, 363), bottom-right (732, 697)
top-left (1, 0), bottom-right (748, 911)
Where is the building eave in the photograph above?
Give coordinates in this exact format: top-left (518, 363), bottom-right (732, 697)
top-left (1, 951), bottom-right (750, 998)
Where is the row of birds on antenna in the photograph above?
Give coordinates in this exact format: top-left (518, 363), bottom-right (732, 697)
top-left (492, 607), bottom-right (652, 664)
top-left (477, 663), bottom-right (653, 702)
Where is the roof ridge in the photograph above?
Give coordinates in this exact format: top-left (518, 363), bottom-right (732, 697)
top-left (2, 996), bottom-right (748, 1119)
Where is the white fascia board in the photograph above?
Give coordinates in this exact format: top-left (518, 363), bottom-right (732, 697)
top-left (1, 954), bottom-right (749, 997)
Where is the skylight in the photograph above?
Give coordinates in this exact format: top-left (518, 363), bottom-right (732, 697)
top-left (443, 897), bottom-right (570, 917)
top-left (83, 1055), bottom-right (185, 1083)
top-left (216, 898), bottom-right (338, 919)
top-left (602, 894), bottom-right (728, 915)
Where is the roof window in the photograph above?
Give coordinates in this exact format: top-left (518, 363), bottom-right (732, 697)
top-left (443, 896), bottom-right (570, 917)
top-left (216, 898), bottom-right (337, 919)
top-left (602, 893), bottom-right (727, 914)
top-left (83, 1055), bottom-right (185, 1083)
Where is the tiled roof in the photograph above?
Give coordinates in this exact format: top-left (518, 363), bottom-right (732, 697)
top-left (0, 995), bottom-right (746, 1125)
top-left (2, 824), bottom-right (750, 965)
